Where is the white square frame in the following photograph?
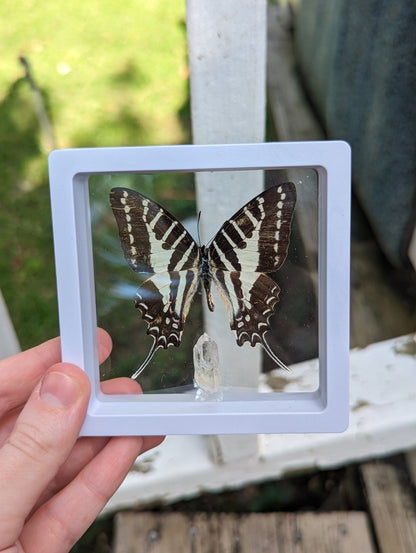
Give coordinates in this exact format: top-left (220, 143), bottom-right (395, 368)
top-left (49, 141), bottom-right (351, 436)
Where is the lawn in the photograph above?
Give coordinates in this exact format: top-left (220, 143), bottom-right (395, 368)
top-left (0, 0), bottom-right (190, 350)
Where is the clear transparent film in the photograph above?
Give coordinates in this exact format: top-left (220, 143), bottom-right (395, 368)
top-left (89, 168), bottom-right (319, 398)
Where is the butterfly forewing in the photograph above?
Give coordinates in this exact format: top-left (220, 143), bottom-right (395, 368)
top-left (208, 183), bottom-right (296, 273)
top-left (110, 188), bottom-right (200, 274)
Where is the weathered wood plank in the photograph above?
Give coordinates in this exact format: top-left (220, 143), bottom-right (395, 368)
top-left (350, 240), bottom-right (416, 348)
top-left (361, 462), bottom-right (416, 553)
top-left (267, 3), bottom-right (325, 142)
top-left (406, 448), bottom-right (416, 487)
top-left (276, 512), bottom-right (375, 553)
top-left (238, 513), bottom-right (280, 553)
top-left (113, 511), bottom-right (376, 553)
top-left (113, 512), bottom-right (194, 553)
top-left (267, 3), bottom-right (322, 300)
top-left (194, 513), bottom-right (238, 553)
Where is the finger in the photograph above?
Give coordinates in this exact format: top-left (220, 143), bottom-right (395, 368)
top-left (22, 435), bottom-right (148, 552)
top-left (99, 377), bottom-right (164, 453)
top-left (0, 406), bottom-right (20, 447)
top-left (99, 377), bottom-right (164, 450)
top-left (141, 434), bottom-right (165, 451)
top-left (31, 377), bottom-right (142, 508)
top-left (0, 328), bottom-right (112, 417)
top-left (0, 336), bottom-right (62, 416)
top-left (0, 363), bottom-right (91, 549)
top-left (96, 327), bottom-right (113, 365)
top-left (100, 375), bottom-right (142, 394)
top-left (34, 377), bottom-right (163, 505)
top-left (31, 431), bottom-right (163, 518)
top-left (57, 377), bottom-right (142, 479)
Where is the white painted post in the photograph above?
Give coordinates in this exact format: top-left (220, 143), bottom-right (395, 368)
top-left (186, 0), bottom-right (267, 461)
top-left (186, 0), bottom-right (267, 391)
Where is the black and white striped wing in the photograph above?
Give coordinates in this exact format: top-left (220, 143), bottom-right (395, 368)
top-left (212, 269), bottom-right (285, 369)
top-left (110, 188), bottom-right (201, 377)
top-left (110, 188), bottom-right (200, 274)
top-left (208, 183), bottom-right (297, 369)
top-left (132, 269), bottom-right (200, 378)
top-left (208, 183), bottom-right (297, 273)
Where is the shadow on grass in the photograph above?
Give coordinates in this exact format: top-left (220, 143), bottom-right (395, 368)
top-left (0, 76), bottom-right (58, 349)
top-left (0, 57), bottom-right (193, 352)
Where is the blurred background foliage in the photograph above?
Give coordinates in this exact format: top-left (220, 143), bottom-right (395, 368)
top-left (0, 0), bottom-right (191, 352)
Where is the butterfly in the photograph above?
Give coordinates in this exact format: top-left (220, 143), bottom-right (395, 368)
top-left (110, 182), bottom-right (297, 379)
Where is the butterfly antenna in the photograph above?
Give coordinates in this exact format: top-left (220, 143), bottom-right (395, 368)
top-left (261, 336), bottom-right (291, 372)
top-left (131, 341), bottom-right (160, 380)
top-left (197, 210), bottom-right (202, 246)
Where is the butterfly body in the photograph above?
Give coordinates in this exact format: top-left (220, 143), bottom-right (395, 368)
top-left (198, 245), bottom-right (215, 312)
top-left (110, 183), bottom-right (296, 379)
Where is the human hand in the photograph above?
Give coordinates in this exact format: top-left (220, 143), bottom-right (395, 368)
top-left (0, 328), bottom-right (163, 553)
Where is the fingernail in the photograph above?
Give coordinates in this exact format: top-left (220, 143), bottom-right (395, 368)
top-left (40, 371), bottom-right (81, 408)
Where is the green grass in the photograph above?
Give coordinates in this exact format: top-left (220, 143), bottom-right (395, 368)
top-left (0, 0), bottom-right (189, 349)
top-left (0, 0), bottom-right (188, 148)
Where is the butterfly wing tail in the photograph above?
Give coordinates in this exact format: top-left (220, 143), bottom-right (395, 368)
top-left (130, 270), bottom-right (199, 378)
top-left (261, 335), bottom-right (290, 372)
top-left (131, 340), bottom-right (161, 380)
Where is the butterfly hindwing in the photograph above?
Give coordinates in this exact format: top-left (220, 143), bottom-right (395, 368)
top-left (208, 183), bottom-right (296, 273)
top-left (212, 269), bottom-right (287, 369)
top-left (110, 187), bottom-right (200, 274)
top-left (135, 269), bottom-right (199, 346)
top-left (129, 268), bottom-right (200, 378)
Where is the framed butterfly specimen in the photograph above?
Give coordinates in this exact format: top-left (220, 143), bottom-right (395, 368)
top-left (109, 183), bottom-right (297, 380)
top-left (49, 141), bottom-right (350, 435)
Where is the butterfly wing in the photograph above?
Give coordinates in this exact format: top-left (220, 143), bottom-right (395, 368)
top-left (212, 269), bottom-right (288, 369)
top-left (208, 183), bottom-right (297, 369)
top-left (110, 187), bottom-right (200, 274)
top-left (110, 188), bottom-right (201, 377)
top-left (208, 183), bottom-right (296, 273)
top-left (131, 269), bottom-right (200, 378)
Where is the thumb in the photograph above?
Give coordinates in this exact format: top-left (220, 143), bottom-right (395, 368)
top-left (0, 364), bottom-right (90, 548)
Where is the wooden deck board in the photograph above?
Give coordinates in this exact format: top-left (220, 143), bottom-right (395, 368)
top-left (113, 511), bottom-right (376, 553)
top-left (113, 460), bottom-right (416, 552)
top-left (239, 513), bottom-right (280, 553)
top-left (361, 462), bottom-right (416, 553)
top-left (276, 512), bottom-right (376, 553)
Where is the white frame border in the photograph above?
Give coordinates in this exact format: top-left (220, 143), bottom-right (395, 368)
top-left (48, 141), bottom-right (351, 435)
